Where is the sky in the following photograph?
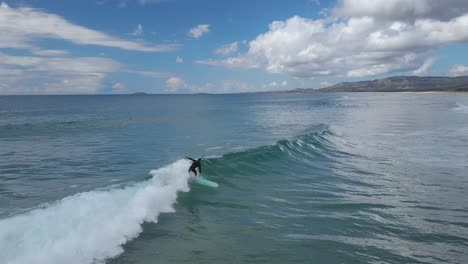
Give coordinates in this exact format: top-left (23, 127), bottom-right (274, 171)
top-left (1, 0), bottom-right (468, 94)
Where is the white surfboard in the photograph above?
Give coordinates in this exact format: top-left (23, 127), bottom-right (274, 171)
top-left (193, 176), bottom-right (219, 188)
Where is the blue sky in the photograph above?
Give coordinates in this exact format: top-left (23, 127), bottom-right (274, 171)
top-left (1, 0), bottom-right (468, 94)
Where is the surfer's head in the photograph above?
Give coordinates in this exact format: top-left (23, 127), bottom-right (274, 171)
top-left (197, 158), bottom-right (201, 162)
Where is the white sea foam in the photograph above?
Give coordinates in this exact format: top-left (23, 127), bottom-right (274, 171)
top-left (206, 146), bottom-right (223, 151)
top-left (203, 155), bottom-right (223, 158)
top-left (329, 125), bottom-right (345, 137)
top-left (231, 146), bottom-right (245, 150)
top-left (453, 103), bottom-right (468, 113)
top-left (0, 159), bottom-right (191, 264)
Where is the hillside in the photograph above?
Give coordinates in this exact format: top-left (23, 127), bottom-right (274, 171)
top-left (294, 76), bottom-right (468, 92)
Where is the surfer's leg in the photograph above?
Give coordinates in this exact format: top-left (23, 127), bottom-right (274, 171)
top-left (189, 168), bottom-right (197, 176)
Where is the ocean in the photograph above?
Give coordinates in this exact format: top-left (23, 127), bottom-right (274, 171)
top-left (0, 93), bottom-right (467, 264)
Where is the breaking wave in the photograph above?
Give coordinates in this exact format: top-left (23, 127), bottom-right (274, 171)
top-left (0, 160), bottom-right (191, 264)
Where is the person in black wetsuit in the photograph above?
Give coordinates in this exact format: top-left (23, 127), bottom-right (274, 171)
top-left (186, 157), bottom-right (201, 176)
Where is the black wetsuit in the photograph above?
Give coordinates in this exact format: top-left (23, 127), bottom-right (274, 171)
top-left (186, 157), bottom-right (201, 176)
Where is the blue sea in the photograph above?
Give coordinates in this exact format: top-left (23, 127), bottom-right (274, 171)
top-left (1, 93), bottom-right (468, 264)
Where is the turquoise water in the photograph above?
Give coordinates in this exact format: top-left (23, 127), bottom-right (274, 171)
top-left (0, 93), bottom-right (468, 264)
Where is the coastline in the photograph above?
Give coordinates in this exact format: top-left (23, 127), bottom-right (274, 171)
top-left (284, 89), bottom-right (468, 94)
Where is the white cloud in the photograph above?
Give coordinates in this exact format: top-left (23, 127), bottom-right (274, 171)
top-left (214, 42), bottom-right (239, 55)
top-left (0, 53), bottom-right (121, 74)
top-left (112, 82), bottom-right (126, 91)
top-left (188, 24), bottom-right (210, 39)
top-left (132, 24), bottom-right (143, 36)
top-left (176, 56), bottom-right (183, 63)
top-left (30, 49), bottom-right (70, 56)
top-left (412, 57), bottom-right (436, 75)
top-left (165, 77), bottom-right (186, 92)
top-left (200, 3), bottom-right (468, 79)
top-left (450, 65), bottom-right (468, 76)
top-left (0, 3), bottom-right (177, 52)
top-left (263, 81), bottom-right (288, 89)
top-left (126, 70), bottom-right (172, 78)
top-left (333, 0), bottom-right (468, 21)
top-left (0, 52), bottom-right (121, 94)
top-left (320, 81), bottom-right (331, 87)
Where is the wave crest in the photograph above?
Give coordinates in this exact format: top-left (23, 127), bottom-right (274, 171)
top-left (204, 125), bottom-right (350, 175)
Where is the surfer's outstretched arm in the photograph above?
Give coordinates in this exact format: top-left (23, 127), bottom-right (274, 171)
top-left (185, 157), bottom-right (196, 161)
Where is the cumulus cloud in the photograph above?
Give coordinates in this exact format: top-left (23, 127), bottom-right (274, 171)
top-left (165, 77), bottom-right (186, 92)
top-left (132, 24), bottom-right (143, 36)
top-left (199, 1), bottom-right (468, 79)
top-left (450, 65), bottom-right (468, 76)
top-left (0, 2), bottom-right (177, 52)
top-left (333, 0), bottom-right (468, 21)
top-left (214, 42), bottom-right (239, 55)
top-left (176, 56), bottom-right (183, 63)
top-left (188, 24), bottom-right (210, 39)
top-left (0, 52), bottom-right (122, 94)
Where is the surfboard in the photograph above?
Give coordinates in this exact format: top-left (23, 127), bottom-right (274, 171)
top-left (193, 176), bottom-right (219, 188)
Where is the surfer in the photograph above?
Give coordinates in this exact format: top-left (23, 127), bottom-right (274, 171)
top-left (186, 157), bottom-right (202, 176)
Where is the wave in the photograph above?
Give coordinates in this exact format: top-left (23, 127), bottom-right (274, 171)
top-left (453, 103), bottom-right (468, 113)
top-left (0, 126), bottom-right (348, 264)
top-left (0, 159), bottom-right (192, 264)
top-left (244, 126), bottom-right (346, 159)
top-left (203, 125), bottom-right (351, 177)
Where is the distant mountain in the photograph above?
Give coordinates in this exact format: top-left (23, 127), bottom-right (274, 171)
top-left (294, 76), bottom-right (468, 92)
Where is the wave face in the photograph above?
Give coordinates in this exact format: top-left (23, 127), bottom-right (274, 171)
top-left (208, 125), bottom-right (351, 172)
top-left (0, 160), bottom-right (191, 264)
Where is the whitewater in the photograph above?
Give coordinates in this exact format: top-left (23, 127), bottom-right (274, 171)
top-left (0, 160), bottom-right (191, 264)
top-left (453, 102), bottom-right (468, 113)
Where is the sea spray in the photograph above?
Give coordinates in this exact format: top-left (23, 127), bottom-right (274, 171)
top-left (0, 159), bottom-right (191, 264)
top-left (453, 103), bottom-right (468, 113)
